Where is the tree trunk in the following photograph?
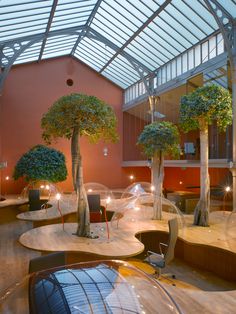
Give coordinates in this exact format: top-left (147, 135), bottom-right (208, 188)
top-left (71, 127), bottom-right (90, 237)
top-left (71, 127), bottom-right (79, 191)
top-left (152, 151), bottom-right (164, 220)
top-left (194, 119), bottom-right (210, 226)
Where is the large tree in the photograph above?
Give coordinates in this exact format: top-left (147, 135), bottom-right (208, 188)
top-left (137, 121), bottom-right (180, 219)
top-left (180, 84), bottom-right (232, 226)
top-left (41, 93), bottom-right (118, 237)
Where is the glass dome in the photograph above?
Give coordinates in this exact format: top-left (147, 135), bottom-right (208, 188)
top-left (111, 182), bottom-right (185, 235)
top-left (0, 260), bottom-right (181, 314)
top-left (225, 210), bottom-right (236, 251)
top-left (20, 181), bottom-right (61, 202)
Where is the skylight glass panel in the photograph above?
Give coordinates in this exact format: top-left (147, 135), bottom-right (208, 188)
top-left (0, 0), bottom-right (52, 42)
top-left (91, 19), bottom-right (125, 47)
top-left (133, 36), bottom-right (173, 63)
top-left (74, 37), bottom-right (116, 70)
top-left (124, 45), bottom-right (158, 70)
top-left (50, 0), bottom-right (96, 31)
top-left (176, 0), bottom-right (217, 32)
top-left (49, 19), bottom-right (87, 31)
top-left (149, 20), bottom-right (187, 51)
top-left (112, 56), bottom-right (140, 82)
top-left (42, 49), bottom-right (71, 60)
top-left (106, 63), bottom-right (137, 82)
top-left (164, 5), bottom-right (204, 41)
top-left (74, 46), bottom-right (106, 70)
top-left (42, 35), bottom-right (78, 58)
top-left (103, 56), bottom-right (145, 86)
top-left (128, 0), bottom-right (163, 15)
top-left (73, 51), bottom-right (101, 72)
top-left (102, 71), bottom-right (129, 89)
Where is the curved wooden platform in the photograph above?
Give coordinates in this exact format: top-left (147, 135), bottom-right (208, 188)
top-left (19, 211), bottom-right (236, 281)
top-left (0, 195), bottom-right (27, 208)
top-left (16, 195), bottom-right (172, 224)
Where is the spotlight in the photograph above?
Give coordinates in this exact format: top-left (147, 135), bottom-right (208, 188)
top-left (225, 186), bottom-right (231, 193)
top-left (103, 147), bottom-right (108, 156)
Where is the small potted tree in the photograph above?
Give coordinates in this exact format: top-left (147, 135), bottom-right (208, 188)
top-left (180, 84), bottom-right (232, 226)
top-left (137, 121), bottom-right (180, 219)
top-left (41, 93), bottom-right (119, 237)
top-left (13, 145), bottom-right (67, 210)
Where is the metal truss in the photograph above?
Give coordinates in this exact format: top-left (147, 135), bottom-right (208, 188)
top-left (204, 0), bottom-right (236, 63)
top-left (0, 24), bottom-right (151, 94)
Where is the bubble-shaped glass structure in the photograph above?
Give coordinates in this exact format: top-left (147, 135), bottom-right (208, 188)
top-left (20, 181), bottom-right (61, 201)
top-left (111, 182), bottom-right (185, 236)
top-left (225, 210), bottom-right (236, 252)
top-left (84, 182), bottom-right (114, 204)
top-left (0, 260), bottom-right (181, 314)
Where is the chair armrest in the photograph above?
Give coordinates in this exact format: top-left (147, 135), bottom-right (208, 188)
top-left (159, 242), bottom-right (168, 256)
top-left (146, 250), bottom-right (160, 263)
top-left (147, 250), bottom-right (159, 256)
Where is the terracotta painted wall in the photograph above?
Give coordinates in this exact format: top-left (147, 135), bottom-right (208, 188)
top-left (0, 56), bottom-right (127, 193)
top-left (164, 167), bottom-right (230, 193)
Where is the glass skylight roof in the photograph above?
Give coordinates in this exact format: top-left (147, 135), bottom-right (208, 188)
top-left (1, 0), bottom-right (236, 89)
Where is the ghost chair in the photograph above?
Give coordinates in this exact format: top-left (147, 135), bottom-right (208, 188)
top-left (144, 218), bottom-right (178, 285)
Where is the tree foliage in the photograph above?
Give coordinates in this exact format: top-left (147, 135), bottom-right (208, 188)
top-left (41, 93), bottom-right (119, 144)
top-left (137, 121), bottom-right (180, 158)
top-left (13, 145), bottom-right (67, 182)
top-left (180, 84), bottom-right (232, 132)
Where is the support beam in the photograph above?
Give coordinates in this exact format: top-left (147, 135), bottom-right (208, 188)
top-left (38, 0), bottom-right (58, 62)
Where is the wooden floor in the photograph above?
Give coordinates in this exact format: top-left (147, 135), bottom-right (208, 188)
top-left (1, 205), bottom-right (236, 313)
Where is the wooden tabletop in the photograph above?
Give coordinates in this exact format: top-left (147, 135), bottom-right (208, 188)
top-left (0, 195), bottom-right (27, 208)
top-left (19, 210), bottom-right (236, 256)
top-left (16, 195), bottom-right (172, 222)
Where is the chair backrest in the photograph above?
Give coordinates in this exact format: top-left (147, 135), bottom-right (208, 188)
top-left (164, 218), bottom-right (178, 265)
top-left (29, 252), bottom-right (66, 273)
top-left (87, 194), bottom-right (101, 212)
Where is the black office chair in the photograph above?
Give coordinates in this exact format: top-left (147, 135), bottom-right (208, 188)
top-left (28, 252), bottom-right (66, 273)
top-left (144, 218), bottom-right (178, 283)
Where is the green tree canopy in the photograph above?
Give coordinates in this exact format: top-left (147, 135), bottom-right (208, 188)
top-left (137, 121), bottom-right (180, 158)
top-left (41, 93), bottom-right (118, 144)
top-left (13, 145), bottom-right (67, 182)
top-left (180, 84), bottom-right (232, 132)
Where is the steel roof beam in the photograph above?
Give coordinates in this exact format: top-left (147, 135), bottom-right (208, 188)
top-left (70, 0), bottom-right (103, 55)
top-left (99, 0), bottom-right (172, 74)
top-left (38, 0), bottom-right (58, 62)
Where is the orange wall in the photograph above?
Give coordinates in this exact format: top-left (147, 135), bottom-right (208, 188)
top-left (1, 56), bottom-right (127, 193)
top-left (164, 167), bottom-right (230, 192)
